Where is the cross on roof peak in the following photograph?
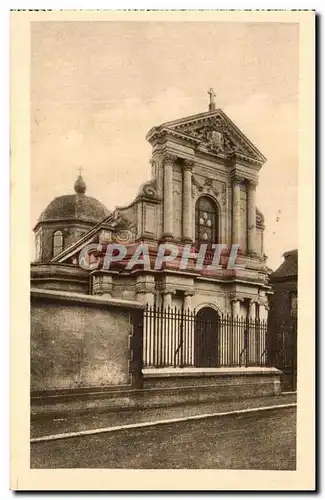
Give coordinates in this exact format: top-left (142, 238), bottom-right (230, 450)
top-left (207, 87), bottom-right (216, 111)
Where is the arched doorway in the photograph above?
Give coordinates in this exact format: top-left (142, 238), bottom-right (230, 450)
top-left (194, 307), bottom-right (219, 367)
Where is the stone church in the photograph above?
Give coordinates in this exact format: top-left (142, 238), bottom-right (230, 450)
top-left (31, 91), bottom-right (271, 323)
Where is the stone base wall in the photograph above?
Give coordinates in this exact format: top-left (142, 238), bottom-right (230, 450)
top-left (31, 289), bottom-right (144, 392)
top-left (31, 367), bottom-right (282, 419)
top-left (142, 367), bottom-right (281, 392)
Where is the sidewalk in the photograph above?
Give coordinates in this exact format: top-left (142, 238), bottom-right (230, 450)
top-left (31, 392), bottom-right (296, 439)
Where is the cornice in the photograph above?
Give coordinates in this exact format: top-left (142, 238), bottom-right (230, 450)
top-left (229, 151), bottom-right (264, 168)
top-left (146, 126), bottom-right (200, 146)
top-left (147, 127), bottom-right (264, 169)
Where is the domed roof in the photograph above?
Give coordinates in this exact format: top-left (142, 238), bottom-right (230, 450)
top-left (37, 174), bottom-right (110, 226)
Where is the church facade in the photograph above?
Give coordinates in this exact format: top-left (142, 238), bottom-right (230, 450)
top-left (32, 95), bottom-right (271, 341)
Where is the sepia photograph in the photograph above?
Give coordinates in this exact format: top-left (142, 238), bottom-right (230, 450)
top-left (10, 9), bottom-right (315, 491)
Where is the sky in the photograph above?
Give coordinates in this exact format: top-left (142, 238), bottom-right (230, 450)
top-left (31, 21), bottom-right (299, 270)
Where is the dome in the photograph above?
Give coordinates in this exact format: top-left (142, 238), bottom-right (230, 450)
top-left (37, 174), bottom-right (110, 226)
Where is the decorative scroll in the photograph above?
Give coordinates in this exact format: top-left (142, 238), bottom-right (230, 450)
top-left (110, 210), bottom-right (137, 244)
top-left (137, 178), bottom-right (158, 200)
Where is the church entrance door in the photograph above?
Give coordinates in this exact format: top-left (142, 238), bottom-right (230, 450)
top-left (194, 307), bottom-right (219, 367)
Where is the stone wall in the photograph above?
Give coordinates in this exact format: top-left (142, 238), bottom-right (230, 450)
top-left (30, 289), bottom-right (144, 393)
top-left (31, 263), bottom-right (90, 294)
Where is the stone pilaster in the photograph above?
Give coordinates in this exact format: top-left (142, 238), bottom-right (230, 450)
top-left (230, 298), bottom-right (241, 366)
top-left (247, 299), bottom-right (257, 364)
top-left (231, 298), bottom-right (241, 317)
top-left (92, 273), bottom-right (113, 298)
top-left (247, 181), bottom-right (257, 254)
top-left (232, 178), bottom-right (242, 246)
top-left (183, 289), bottom-right (194, 310)
top-left (248, 299), bottom-right (256, 319)
top-left (259, 301), bottom-right (269, 321)
top-left (164, 292), bottom-right (172, 308)
top-left (135, 275), bottom-right (156, 306)
top-left (183, 160), bottom-right (193, 242)
top-left (163, 154), bottom-right (176, 238)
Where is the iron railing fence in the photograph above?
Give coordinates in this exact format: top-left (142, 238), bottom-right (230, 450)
top-left (143, 305), bottom-right (268, 369)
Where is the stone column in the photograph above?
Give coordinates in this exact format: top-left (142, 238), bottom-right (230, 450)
top-left (232, 179), bottom-right (241, 246)
top-left (259, 302), bottom-right (269, 321)
top-left (92, 273), bottom-right (113, 298)
top-left (139, 280), bottom-right (156, 367)
top-left (230, 298), bottom-right (240, 366)
top-left (248, 299), bottom-right (256, 365)
top-left (164, 292), bottom-right (172, 308)
top-left (135, 275), bottom-right (155, 306)
top-left (135, 290), bottom-right (146, 305)
top-left (247, 181), bottom-right (257, 254)
top-left (183, 291), bottom-right (192, 311)
top-left (183, 291), bottom-right (194, 365)
top-left (231, 298), bottom-right (240, 318)
top-left (248, 299), bottom-right (256, 319)
top-left (162, 290), bottom-right (173, 366)
top-left (145, 291), bottom-right (155, 307)
top-left (256, 302), bottom-right (268, 366)
top-left (183, 160), bottom-right (193, 242)
top-left (163, 154), bottom-right (175, 238)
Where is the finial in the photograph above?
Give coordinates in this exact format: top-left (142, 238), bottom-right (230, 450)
top-left (74, 168), bottom-right (86, 195)
top-left (207, 87), bottom-right (216, 111)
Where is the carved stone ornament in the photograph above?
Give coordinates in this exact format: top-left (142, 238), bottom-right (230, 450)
top-left (229, 292), bottom-right (249, 303)
top-left (192, 175), bottom-right (204, 193)
top-left (137, 178), bottom-right (158, 200)
top-left (256, 207), bottom-right (265, 225)
top-left (112, 228), bottom-right (136, 244)
top-left (99, 230), bottom-right (113, 244)
top-left (135, 282), bottom-right (156, 295)
top-left (191, 175), bottom-right (227, 206)
top-left (175, 115), bottom-right (251, 157)
top-left (161, 288), bottom-right (177, 295)
top-left (155, 282), bottom-right (176, 295)
top-left (164, 153), bottom-right (178, 166)
top-left (92, 274), bottom-right (113, 296)
top-left (110, 210), bottom-right (137, 244)
top-left (183, 159), bottom-right (194, 171)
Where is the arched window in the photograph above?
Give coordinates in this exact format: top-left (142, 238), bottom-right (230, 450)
top-left (195, 196), bottom-right (218, 248)
top-left (53, 230), bottom-right (63, 257)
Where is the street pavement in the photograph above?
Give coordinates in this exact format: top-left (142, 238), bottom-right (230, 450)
top-left (31, 406), bottom-right (296, 470)
top-left (31, 392), bottom-right (296, 438)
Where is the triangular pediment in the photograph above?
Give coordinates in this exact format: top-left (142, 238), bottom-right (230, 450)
top-left (160, 109), bottom-right (266, 163)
